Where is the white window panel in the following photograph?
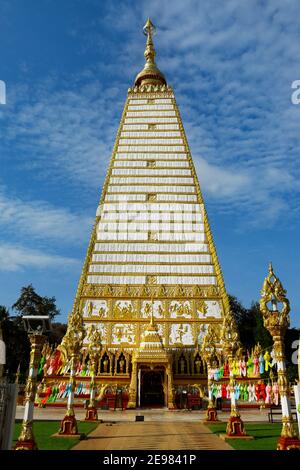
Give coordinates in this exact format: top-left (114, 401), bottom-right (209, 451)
top-left (157, 194), bottom-right (197, 202)
top-left (100, 212), bottom-right (202, 222)
top-left (98, 232), bottom-right (148, 241)
top-left (120, 131), bottom-right (181, 138)
top-left (122, 124), bottom-right (179, 130)
top-left (104, 194), bottom-right (147, 202)
top-left (119, 138), bottom-right (183, 145)
top-left (158, 276), bottom-right (216, 285)
top-left (155, 161), bottom-right (189, 167)
top-left (128, 99), bottom-right (148, 104)
top-left (89, 264), bottom-right (214, 274)
top-left (124, 117), bottom-right (178, 123)
top-left (155, 124), bottom-right (179, 130)
top-left (109, 177), bottom-right (194, 184)
top-left (122, 124), bottom-right (149, 130)
top-left (128, 104), bottom-right (174, 110)
top-left (111, 169), bottom-right (192, 176)
top-left (128, 99), bottom-right (173, 105)
top-left (115, 153), bottom-right (188, 160)
top-left (113, 161), bottom-right (148, 167)
top-left (126, 111), bottom-right (176, 117)
top-left (107, 185), bottom-right (195, 193)
top-left (87, 275), bottom-right (146, 284)
top-left (159, 232), bottom-right (205, 241)
top-left (93, 242), bottom-right (209, 253)
top-left (102, 202), bottom-right (199, 212)
top-left (117, 146), bottom-right (185, 152)
top-left (92, 253), bottom-right (211, 263)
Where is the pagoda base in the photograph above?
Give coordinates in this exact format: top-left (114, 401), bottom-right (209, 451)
top-left (226, 415), bottom-right (247, 437)
top-left (205, 407), bottom-right (218, 422)
top-left (59, 414), bottom-right (78, 435)
top-left (85, 406), bottom-right (98, 421)
top-left (277, 436), bottom-right (300, 450)
top-left (15, 438), bottom-right (37, 450)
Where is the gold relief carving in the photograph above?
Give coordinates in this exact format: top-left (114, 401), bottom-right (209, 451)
top-left (196, 299), bottom-right (207, 317)
top-left (169, 301), bottom-right (192, 318)
top-left (113, 300), bottom-right (135, 320)
top-left (146, 275), bottom-right (157, 285)
top-left (82, 284), bottom-right (220, 300)
top-left (146, 193), bottom-right (157, 201)
top-left (148, 230), bottom-right (158, 241)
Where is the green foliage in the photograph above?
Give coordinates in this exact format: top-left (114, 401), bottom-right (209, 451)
top-left (229, 295), bottom-right (273, 351)
top-left (12, 284), bottom-right (60, 320)
top-left (0, 305), bottom-right (30, 381)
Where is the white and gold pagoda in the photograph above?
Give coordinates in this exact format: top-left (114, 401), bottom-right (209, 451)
top-left (62, 19), bottom-right (233, 409)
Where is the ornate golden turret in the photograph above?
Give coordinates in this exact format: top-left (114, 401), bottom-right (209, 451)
top-left (134, 18), bottom-right (167, 87)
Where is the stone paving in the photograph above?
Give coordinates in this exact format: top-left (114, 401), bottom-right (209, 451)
top-left (15, 406), bottom-right (271, 450)
top-left (15, 406), bottom-right (270, 423)
top-left (72, 421), bottom-right (233, 450)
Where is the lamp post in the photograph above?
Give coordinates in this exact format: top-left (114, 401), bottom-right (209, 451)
top-left (201, 335), bottom-right (218, 422)
top-left (221, 315), bottom-right (246, 437)
top-left (260, 263), bottom-right (300, 450)
top-left (15, 315), bottom-right (51, 450)
top-left (59, 309), bottom-right (85, 435)
top-left (85, 327), bottom-right (101, 421)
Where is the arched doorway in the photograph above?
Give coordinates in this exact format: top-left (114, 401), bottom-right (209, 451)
top-left (140, 370), bottom-right (164, 407)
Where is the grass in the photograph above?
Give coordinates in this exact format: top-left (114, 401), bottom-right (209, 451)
top-left (13, 420), bottom-right (98, 450)
top-left (207, 422), bottom-right (283, 450)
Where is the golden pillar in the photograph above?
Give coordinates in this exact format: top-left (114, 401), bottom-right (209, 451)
top-left (59, 310), bottom-right (85, 435)
top-left (260, 263), bottom-right (300, 450)
top-left (201, 342), bottom-right (218, 422)
top-left (221, 317), bottom-right (246, 437)
top-left (15, 334), bottom-right (45, 450)
top-left (127, 356), bottom-right (137, 409)
top-left (85, 327), bottom-right (101, 421)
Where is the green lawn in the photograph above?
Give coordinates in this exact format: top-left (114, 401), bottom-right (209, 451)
top-left (13, 420), bottom-right (98, 450)
top-left (208, 423), bottom-right (284, 450)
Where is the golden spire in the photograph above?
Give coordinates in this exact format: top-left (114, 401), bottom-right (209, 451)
top-left (134, 18), bottom-right (167, 87)
top-left (268, 261), bottom-right (274, 276)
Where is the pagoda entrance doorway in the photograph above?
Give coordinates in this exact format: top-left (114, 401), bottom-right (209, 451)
top-left (140, 369), bottom-right (165, 407)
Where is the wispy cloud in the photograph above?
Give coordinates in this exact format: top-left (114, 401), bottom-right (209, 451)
top-left (0, 243), bottom-right (80, 272)
top-left (0, 186), bottom-right (93, 244)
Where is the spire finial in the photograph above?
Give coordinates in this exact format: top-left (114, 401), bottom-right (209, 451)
top-left (134, 19), bottom-right (167, 87)
top-left (143, 18), bottom-right (156, 65)
top-left (269, 262), bottom-right (274, 275)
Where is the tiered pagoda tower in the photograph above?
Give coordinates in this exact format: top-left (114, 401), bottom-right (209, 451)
top-left (65, 19), bottom-right (232, 409)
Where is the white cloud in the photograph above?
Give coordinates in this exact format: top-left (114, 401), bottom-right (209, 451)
top-left (0, 188), bottom-right (93, 244)
top-left (0, 243), bottom-right (80, 272)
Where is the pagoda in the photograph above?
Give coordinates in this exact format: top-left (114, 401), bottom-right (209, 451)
top-left (59, 19), bottom-right (234, 410)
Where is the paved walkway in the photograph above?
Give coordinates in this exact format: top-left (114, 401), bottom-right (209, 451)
top-left (15, 406), bottom-right (270, 423)
top-left (73, 421), bottom-right (232, 450)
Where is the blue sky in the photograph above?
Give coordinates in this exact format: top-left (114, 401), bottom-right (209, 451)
top-left (0, 0), bottom-right (300, 326)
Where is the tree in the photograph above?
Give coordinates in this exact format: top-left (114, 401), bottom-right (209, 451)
top-left (229, 295), bottom-right (272, 351)
top-left (0, 305), bottom-right (30, 381)
top-left (12, 284), bottom-right (60, 320)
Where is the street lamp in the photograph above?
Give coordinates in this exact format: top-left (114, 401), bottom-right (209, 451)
top-left (58, 309), bottom-right (85, 435)
top-left (85, 326), bottom-right (101, 421)
top-left (221, 315), bottom-right (247, 437)
top-left (260, 263), bottom-right (300, 450)
top-left (15, 315), bottom-right (51, 450)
